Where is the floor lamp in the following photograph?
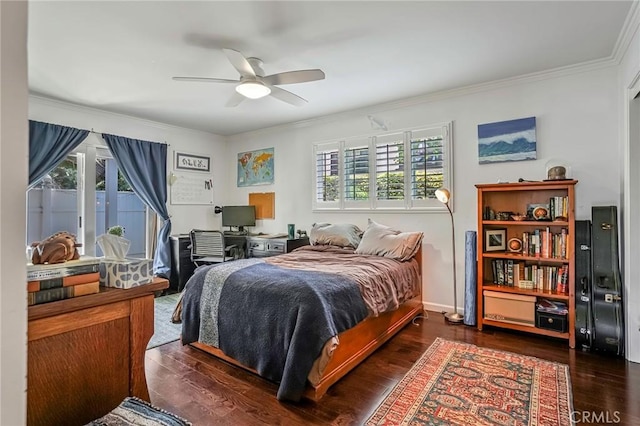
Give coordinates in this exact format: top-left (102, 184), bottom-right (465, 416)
top-left (435, 188), bottom-right (464, 324)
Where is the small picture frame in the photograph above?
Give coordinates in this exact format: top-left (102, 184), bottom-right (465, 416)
top-left (485, 229), bottom-right (507, 252)
top-left (175, 152), bottom-right (211, 172)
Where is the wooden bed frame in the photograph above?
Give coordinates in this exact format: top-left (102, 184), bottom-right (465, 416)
top-left (191, 248), bottom-right (423, 401)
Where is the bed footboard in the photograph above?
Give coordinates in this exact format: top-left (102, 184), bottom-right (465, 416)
top-left (190, 297), bottom-right (423, 401)
top-left (303, 297), bottom-right (423, 401)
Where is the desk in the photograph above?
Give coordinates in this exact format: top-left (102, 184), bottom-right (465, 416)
top-left (28, 278), bottom-right (169, 426)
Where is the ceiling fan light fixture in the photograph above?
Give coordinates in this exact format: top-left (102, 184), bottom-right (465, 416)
top-left (235, 81), bottom-right (271, 99)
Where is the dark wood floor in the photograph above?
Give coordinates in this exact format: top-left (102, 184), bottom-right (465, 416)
top-left (145, 311), bottom-right (640, 425)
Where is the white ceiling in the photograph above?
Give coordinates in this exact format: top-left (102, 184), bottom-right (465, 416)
top-left (28, 1), bottom-right (633, 136)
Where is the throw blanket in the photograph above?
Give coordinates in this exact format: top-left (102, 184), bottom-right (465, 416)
top-left (181, 260), bottom-right (369, 401)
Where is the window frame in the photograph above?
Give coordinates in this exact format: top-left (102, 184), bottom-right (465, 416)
top-left (312, 121), bottom-right (453, 213)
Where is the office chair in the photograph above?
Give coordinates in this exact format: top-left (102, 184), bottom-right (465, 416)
top-left (189, 229), bottom-right (237, 267)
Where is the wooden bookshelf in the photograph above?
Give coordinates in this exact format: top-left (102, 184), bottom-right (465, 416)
top-left (476, 180), bottom-right (577, 348)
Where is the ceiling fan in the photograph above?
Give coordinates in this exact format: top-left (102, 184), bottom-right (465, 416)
top-left (172, 48), bottom-right (325, 107)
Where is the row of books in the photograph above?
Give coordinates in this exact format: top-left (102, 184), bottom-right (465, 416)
top-left (519, 227), bottom-right (569, 259)
top-left (490, 259), bottom-right (569, 293)
top-left (548, 196), bottom-right (569, 220)
top-left (27, 258), bottom-right (101, 306)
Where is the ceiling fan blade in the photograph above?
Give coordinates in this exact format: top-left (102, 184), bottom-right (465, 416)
top-left (262, 69), bottom-right (325, 86)
top-left (225, 91), bottom-right (246, 108)
top-left (223, 48), bottom-right (256, 78)
top-left (172, 76), bottom-right (239, 83)
top-left (267, 85), bottom-right (307, 106)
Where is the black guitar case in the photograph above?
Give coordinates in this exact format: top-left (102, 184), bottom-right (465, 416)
top-left (574, 220), bottom-right (593, 350)
top-left (591, 206), bottom-right (625, 356)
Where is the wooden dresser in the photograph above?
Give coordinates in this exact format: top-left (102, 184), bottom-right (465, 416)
top-left (27, 277), bottom-right (169, 426)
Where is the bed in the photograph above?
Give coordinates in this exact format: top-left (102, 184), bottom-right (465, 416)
top-left (178, 221), bottom-right (424, 402)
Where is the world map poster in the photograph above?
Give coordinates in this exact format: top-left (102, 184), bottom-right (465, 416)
top-left (237, 147), bottom-right (274, 187)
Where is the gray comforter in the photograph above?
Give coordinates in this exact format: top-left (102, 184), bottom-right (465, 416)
top-left (181, 258), bottom-right (369, 401)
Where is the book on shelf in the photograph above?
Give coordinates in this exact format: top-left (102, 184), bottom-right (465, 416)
top-left (27, 271), bottom-right (100, 292)
top-left (506, 259), bottom-right (514, 287)
top-left (537, 298), bottom-right (568, 315)
top-left (27, 281), bottom-right (100, 306)
top-left (533, 229), bottom-right (541, 257)
top-left (27, 257), bottom-right (100, 281)
top-left (495, 259), bottom-right (505, 285)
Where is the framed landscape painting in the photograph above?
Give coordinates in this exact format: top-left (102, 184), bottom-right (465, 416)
top-left (237, 147), bottom-right (274, 187)
top-left (478, 116), bottom-right (537, 164)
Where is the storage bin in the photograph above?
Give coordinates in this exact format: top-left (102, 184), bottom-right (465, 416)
top-left (536, 311), bottom-right (568, 332)
top-left (99, 258), bottom-right (153, 289)
top-left (483, 290), bottom-right (536, 326)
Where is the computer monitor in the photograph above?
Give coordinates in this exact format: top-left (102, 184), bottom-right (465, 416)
top-left (221, 205), bottom-right (256, 233)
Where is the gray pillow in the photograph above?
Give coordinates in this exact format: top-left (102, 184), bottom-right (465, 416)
top-left (309, 223), bottom-right (363, 248)
top-left (354, 219), bottom-right (423, 261)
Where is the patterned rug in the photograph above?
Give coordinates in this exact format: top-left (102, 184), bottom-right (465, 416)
top-left (366, 338), bottom-right (573, 426)
top-left (86, 397), bottom-right (191, 426)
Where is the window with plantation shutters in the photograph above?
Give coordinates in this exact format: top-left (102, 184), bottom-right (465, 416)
top-left (314, 142), bottom-right (340, 208)
top-left (343, 138), bottom-right (370, 207)
top-left (375, 134), bottom-right (405, 207)
top-left (410, 129), bottom-right (445, 201)
top-left (312, 121), bottom-right (452, 211)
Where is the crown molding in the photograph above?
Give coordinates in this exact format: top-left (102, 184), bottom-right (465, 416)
top-left (612, 1), bottom-right (640, 65)
top-left (29, 94), bottom-right (224, 140)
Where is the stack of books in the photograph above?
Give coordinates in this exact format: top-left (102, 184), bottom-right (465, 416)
top-left (536, 298), bottom-right (568, 315)
top-left (27, 257), bottom-right (101, 306)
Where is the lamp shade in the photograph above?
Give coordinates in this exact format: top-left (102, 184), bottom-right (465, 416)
top-left (236, 81), bottom-right (271, 99)
top-left (435, 188), bottom-right (451, 204)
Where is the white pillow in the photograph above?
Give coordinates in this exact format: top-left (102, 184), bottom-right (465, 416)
top-left (309, 223), bottom-right (363, 248)
top-left (355, 219), bottom-right (423, 261)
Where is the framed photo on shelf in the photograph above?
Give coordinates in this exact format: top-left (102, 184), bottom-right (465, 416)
top-left (485, 229), bottom-right (507, 252)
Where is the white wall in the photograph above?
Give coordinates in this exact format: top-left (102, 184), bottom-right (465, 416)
top-left (29, 97), bottom-right (228, 235)
top-left (227, 65), bottom-right (621, 314)
top-left (618, 6), bottom-right (640, 363)
top-left (0, 2), bottom-right (28, 424)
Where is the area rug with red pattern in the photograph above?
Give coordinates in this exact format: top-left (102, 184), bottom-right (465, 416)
top-left (366, 338), bottom-right (573, 426)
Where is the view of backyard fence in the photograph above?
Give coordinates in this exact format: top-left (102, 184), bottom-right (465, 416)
top-left (27, 189), bottom-right (146, 258)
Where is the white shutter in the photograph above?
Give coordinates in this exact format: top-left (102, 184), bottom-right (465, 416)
top-left (409, 122), bottom-right (453, 209)
top-left (343, 137), bottom-right (370, 209)
top-left (313, 141), bottom-right (340, 210)
top-left (374, 133), bottom-right (406, 209)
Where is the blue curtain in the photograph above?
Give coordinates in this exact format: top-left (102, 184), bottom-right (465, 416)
top-left (29, 120), bottom-right (89, 187)
top-left (102, 133), bottom-right (171, 278)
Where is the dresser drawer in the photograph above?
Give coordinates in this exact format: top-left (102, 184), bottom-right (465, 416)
top-left (248, 240), bottom-right (266, 251)
top-left (267, 241), bottom-right (285, 253)
top-left (247, 237), bottom-right (309, 258)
